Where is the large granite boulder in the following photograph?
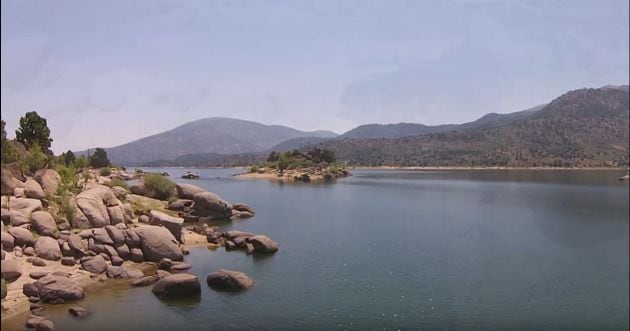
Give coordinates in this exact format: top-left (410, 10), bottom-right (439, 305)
top-left (10, 213), bottom-right (31, 226)
top-left (149, 210), bottom-right (183, 241)
top-left (8, 227), bottom-right (36, 247)
top-left (133, 226), bottom-right (183, 262)
top-left (33, 274), bottom-right (84, 303)
top-left (4, 198), bottom-right (42, 218)
top-left (175, 183), bottom-right (205, 199)
top-left (75, 185), bottom-right (124, 227)
top-left (33, 169), bottom-right (61, 196)
top-left (129, 181), bottom-right (146, 196)
top-left (24, 178), bottom-right (46, 200)
top-left (70, 206), bottom-right (91, 229)
top-left (80, 255), bottom-right (107, 274)
top-left (192, 192), bottom-right (233, 219)
top-left (1, 258), bottom-right (22, 281)
top-left (151, 273), bottom-right (201, 299)
top-left (206, 269), bottom-right (254, 291)
top-left (250, 235), bottom-right (279, 254)
top-left (31, 211), bottom-right (58, 236)
top-left (105, 266), bottom-right (144, 279)
top-left (168, 199), bottom-right (193, 211)
top-left (1, 167), bottom-right (24, 195)
top-left (104, 225), bottom-right (125, 246)
top-left (1, 231), bottom-right (15, 251)
top-left (67, 234), bottom-right (85, 255)
top-left (35, 236), bottom-right (62, 260)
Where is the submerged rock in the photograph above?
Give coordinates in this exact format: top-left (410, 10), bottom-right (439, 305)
top-left (250, 235), bottom-right (279, 254)
top-left (34, 274), bottom-right (84, 303)
top-left (151, 273), bottom-right (201, 299)
top-left (206, 269), bottom-right (254, 291)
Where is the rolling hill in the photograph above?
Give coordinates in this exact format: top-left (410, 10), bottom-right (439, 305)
top-left (316, 87), bottom-right (629, 167)
top-left (78, 117), bottom-right (337, 166)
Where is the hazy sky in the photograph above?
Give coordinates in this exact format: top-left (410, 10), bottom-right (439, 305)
top-left (1, 0), bottom-right (628, 153)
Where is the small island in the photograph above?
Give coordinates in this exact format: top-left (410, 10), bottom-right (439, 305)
top-left (237, 148), bottom-right (350, 182)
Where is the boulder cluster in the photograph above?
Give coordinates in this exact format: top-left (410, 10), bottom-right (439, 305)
top-left (1, 167), bottom-right (277, 330)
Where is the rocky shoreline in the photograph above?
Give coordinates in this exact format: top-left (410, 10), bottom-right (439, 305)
top-left (1, 167), bottom-right (277, 330)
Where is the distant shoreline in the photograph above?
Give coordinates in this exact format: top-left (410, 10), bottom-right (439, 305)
top-left (137, 165), bottom-right (627, 171)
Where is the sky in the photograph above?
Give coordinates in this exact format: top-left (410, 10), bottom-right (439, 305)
top-left (1, 0), bottom-right (628, 154)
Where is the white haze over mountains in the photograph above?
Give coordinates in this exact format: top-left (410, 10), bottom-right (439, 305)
top-left (1, 0), bottom-right (628, 153)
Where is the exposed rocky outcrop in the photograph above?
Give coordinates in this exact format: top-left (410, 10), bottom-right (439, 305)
top-left (133, 225), bottom-right (183, 262)
top-left (206, 269), bottom-right (254, 291)
top-left (24, 179), bottom-right (46, 200)
top-left (80, 255), bottom-right (107, 274)
top-left (191, 192), bottom-right (233, 219)
top-left (151, 273), bottom-right (201, 299)
top-left (1, 258), bottom-right (22, 281)
top-left (31, 211), bottom-right (58, 236)
top-left (31, 274), bottom-right (84, 303)
top-left (8, 227), bottom-right (36, 247)
top-left (149, 210), bottom-right (183, 241)
top-left (175, 183), bottom-right (205, 200)
top-left (1, 167), bottom-right (24, 195)
top-left (75, 185), bottom-right (125, 228)
top-left (35, 236), bottom-right (62, 261)
top-left (33, 169), bottom-right (61, 196)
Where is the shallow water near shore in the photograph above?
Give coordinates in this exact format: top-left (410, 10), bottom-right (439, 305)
top-left (3, 169), bottom-right (628, 330)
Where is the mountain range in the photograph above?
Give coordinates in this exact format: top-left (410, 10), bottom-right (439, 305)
top-left (81, 85), bottom-right (629, 167)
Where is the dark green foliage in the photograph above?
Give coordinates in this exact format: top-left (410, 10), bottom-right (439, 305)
top-left (61, 150), bottom-right (76, 165)
top-left (143, 174), bottom-right (175, 200)
top-left (90, 148), bottom-right (110, 168)
top-left (75, 155), bottom-right (88, 169)
top-left (15, 111), bottom-right (53, 152)
top-left (267, 151), bottom-right (278, 162)
top-left (20, 144), bottom-right (48, 174)
top-left (1, 119), bottom-right (23, 165)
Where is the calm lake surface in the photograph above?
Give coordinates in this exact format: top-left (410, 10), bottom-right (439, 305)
top-left (4, 169), bottom-right (629, 330)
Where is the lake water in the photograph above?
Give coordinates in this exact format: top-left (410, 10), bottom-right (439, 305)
top-left (3, 169), bottom-right (629, 330)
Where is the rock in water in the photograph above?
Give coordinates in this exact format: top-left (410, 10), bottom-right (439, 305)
top-left (175, 183), bottom-right (206, 199)
top-left (106, 266), bottom-right (144, 279)
top-left (68, 306), bottom-right (90, 318)
top-left (34, 274), bottom-right (84, 303)
top-left (133, 226), bottom-right (183, 262)
top-left (250, 235), bottom-right (279, 254)
top-left (151, 273), bottom-right (201, 299)
top-left (206, 269), bottom-right (254, 291)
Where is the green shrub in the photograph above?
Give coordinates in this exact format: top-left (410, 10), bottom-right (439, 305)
top-left (20, 144), bottom-right (47, 175)
top-left (58, 193), bottom-right (75, 222)
top-left (108, 178), bottom-right (128, 189)
top-left (100, 167), bottom-right (112, 176)
top-left (56, 164), bottom-right (81, 195)
top-left (143, 174), bottom-right (175, 200)
top-left (249, 165), bottom-right (260, 173)
top-left (75, 155), bottom-right (88, 169)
